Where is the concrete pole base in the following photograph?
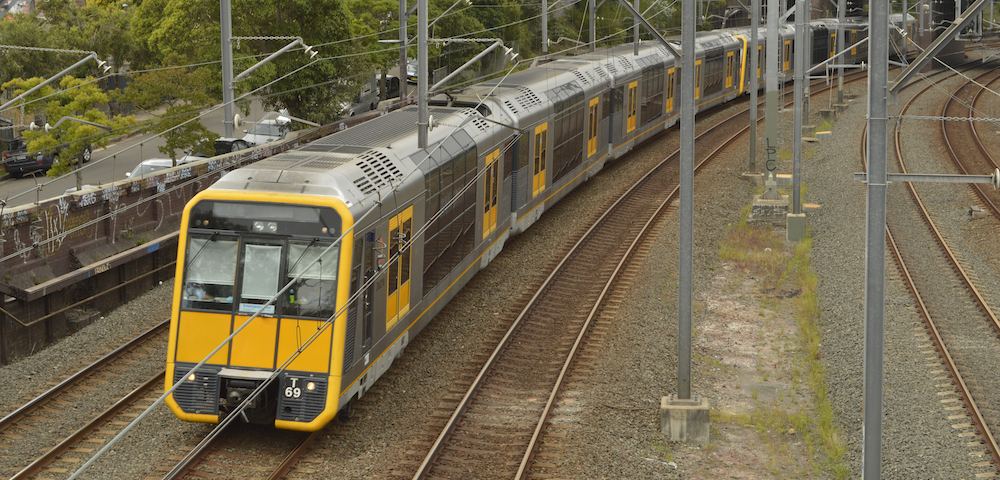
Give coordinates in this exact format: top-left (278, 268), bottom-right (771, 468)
top-left (660, 395), bottom-right (710, 445)
top-left (787, 212), bottom-right (806, 242)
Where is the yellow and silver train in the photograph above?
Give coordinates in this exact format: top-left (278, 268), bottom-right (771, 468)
top-left (165, 16), bottom-right (913, 431)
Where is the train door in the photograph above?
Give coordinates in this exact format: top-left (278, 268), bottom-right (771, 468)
top-left (851, 30), bottom-right (857, 55)
top-left (694, 60), bottom-right (702, 99)
top-left (483, 148), bottom-right (499, 238)
top-left (587, 97), bottom-right (599, 157)
top-left (830, 33), bottom-right (836, 58)
top-left (725, 51), bottom-right (734, 89)
top-left (783, 40), bottom-right (791, 72)
top-left (757, 45), bottom-right (762, 81)
top-left (386, 206), bottom-right (413, 331)
top-left (230, 237), bottom-right (283, 369)
top-left (626, 81), bottom-right (638, 133)
top-left (346, 232), bottom-right (375, 371)
top-left (665, 68), bottom-right (675, 113)
top-left (532, 123), bottom-right (548, 197)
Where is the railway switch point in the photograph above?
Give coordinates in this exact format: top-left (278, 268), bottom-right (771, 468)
top-left (660, 394), bottom-right (710, 445)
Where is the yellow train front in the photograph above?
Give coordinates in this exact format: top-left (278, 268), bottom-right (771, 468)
top-left (165, 186), bottom-right (355, 431)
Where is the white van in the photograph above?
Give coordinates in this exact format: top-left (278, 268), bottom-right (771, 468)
top-left (342, 76), bottom-right (382, 117)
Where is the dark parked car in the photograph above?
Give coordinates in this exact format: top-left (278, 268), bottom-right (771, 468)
top-left (3, 138), bottom-right (92, 179)
top-left (179, 137), bottom-right (253, 163)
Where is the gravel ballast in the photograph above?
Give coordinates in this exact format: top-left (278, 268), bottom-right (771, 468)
top-left (1, 68), bottom-right (996, 478)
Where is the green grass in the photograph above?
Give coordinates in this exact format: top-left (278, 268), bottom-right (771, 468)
top-left (717, 221), bottom-right (849, 478)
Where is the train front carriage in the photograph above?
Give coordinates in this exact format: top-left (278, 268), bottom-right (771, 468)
top-left (166, 188), bottom-right (355, 431)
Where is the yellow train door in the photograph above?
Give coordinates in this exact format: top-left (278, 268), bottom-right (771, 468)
top-left (483, 149), bottom-right (499, 238)
top-left (386, 206), bottom-right (413, 331)
top-left (694, 60), bottom-right (702, 99)
top-left (587, 97), bottom-right (599, 157)
top-left (783, 40), bottom-right (791, 71)
top-left (726, 51), bottom-right (734, 89)
top-left (626, 81), bottom-right (638, 133)
top-left (829, 33), bottom-right (836, 58)
top-left (665, 68), bottom-right (675, 113)
top-left (851, 31), bottom-right (857, 55)
top-left (757, 45), bottom-right (762, 80)
top-left (533, 123), bottom-right (547, 197)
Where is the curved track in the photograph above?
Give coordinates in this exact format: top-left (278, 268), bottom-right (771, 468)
top-left (1, 320), bottom-right (168, 479)
top-left (864, 59), bottom-right (1000, 476)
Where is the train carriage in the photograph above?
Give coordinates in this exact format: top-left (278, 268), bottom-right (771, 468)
top-left (167, 14), bottom-right (912, 431)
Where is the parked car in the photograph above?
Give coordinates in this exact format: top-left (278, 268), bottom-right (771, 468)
top-left (2, 138), bottom-right (93, 179)
top-left (406, 59), bottom-right (418, 84)
top-left (241, 116), bottom-right (291, 146)
top-left (125, 158), bottom-right (195, 179)
top-left (179, 137), bottom-right (252, 163)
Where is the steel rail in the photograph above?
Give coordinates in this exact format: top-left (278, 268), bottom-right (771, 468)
top-left (266, 430), bottom-right (323, 480)
top-left (940, 67), bottom-right (1000, 218)
top-left (0, 319), bottom-right (168, 430)
top-left (10, 372), bottom-right (164, 480)
top-left (860, 60), bottom-right (1000, 469)
top-left (415, 66), bottom-right (874, 478)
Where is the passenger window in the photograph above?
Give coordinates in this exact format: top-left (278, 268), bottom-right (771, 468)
top-left (182, 235), bottom-right (238, 312)
top-left (283, 241), bottom-right (339, 319)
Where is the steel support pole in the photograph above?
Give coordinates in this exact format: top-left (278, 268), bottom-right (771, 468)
top-left (793, 0), bottom-right (804, 214)
top-left (543, 0), bottom-right (549, 53)
top-left (400, 0), bottom-right (408, 100)
top-left (750, 0), bottom-right (759, 172)
top-left (417, 0), bottom-right (428, 148)
top-left (863, 0), bottom-right (889, 476)
top-left (803, 0), bottom-right (810, 121)
top-left (634, 0), bottom-right (640, 56)
top-left (678, 0), bottom-right (695, 401)
top-left (838, 0), bottom-right (846, 104)
top-left (221, 0), bottom-right (235, 138)
top-left (590, 0), bottom-right (597, 52)
top-left (762, 0), bottom-right (782, 199)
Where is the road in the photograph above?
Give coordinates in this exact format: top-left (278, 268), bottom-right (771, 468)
top-left (0, 100), bottom-right (273, 210)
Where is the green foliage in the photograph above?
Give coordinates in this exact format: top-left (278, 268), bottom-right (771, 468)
top-left (1, 75), bottom-right (136, 177)
top-left (115, 55), bottom-right (218, 162)
top-left (0, 0), bottom-right (133, 80)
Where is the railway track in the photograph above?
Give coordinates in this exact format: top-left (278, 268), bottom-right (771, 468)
top-left (161, 424), bottom-right (322, 480)
top-left (394, 70), bottom-right (873, 477)
top-left (0, 320), bottom-right (169, 479)
top-left (863, 59), bottom-right (1000, 476)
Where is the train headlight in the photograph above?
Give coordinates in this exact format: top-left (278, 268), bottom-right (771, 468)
top-left (187, 373), bottom-right (196, 382)
top-left (306, 381), bottom-right (316, 391)
top-left (253, 221), bottom-right (278, 233)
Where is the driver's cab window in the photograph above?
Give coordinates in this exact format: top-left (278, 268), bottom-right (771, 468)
top-left (282, 241), bottom-right (339, 319)
top-left (182, 235), bottom-right (238, 311)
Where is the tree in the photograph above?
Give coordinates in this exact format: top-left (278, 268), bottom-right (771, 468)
top-left (1, 75), bottom-right (136, 177)
top-left (115, 56), bottom-right (219, 165)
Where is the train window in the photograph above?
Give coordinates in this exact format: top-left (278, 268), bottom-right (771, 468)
top-left (783, 40), bottom-right (791, 71)
top-left (533, 123), bottom-right (547, 197)
top-left (440, 161), bottom-right (454, 208)
top-left (726, 52), bottom-right (733, 89)
top-left (238, 240), bottom-right (283, 314)
top-left (182, 235), bottom-right (238, 312)
top-left (757, 46), bottom-right (762, 80)
top-left (666, 68), bottom-right (675, 113)
top-left (587, 97), bottom-right (598, 158)
top-left (694, 61), bottom-right (701, 99)
top-left (640, 66), bottom-right (663, 126)
top-left (612, 87), bottom-right (624, 115)
top-left (602, 91), bottom-right (611, 120)
top-left (283, 241), bottom-right (339, 319)
top-left (483, 149), bottom-right (499, 238)
top-left (626, 82), bottom-right (637, 133)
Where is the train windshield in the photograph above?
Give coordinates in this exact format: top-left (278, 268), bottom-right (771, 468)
top-left (181, 200), bottom-right (342, 320)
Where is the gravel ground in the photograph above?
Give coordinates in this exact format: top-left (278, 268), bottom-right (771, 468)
top-left (3, 65), bottom-right (999, 478)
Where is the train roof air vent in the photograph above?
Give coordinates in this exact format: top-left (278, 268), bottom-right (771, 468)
top-left (463, 108), bottom-right (490, 132)
top-left (605, 61), bottom-right (617, 76)
top-left (353, 150), bottom-right (402, 196)
top-left (573, 70), bottom-right (590, 85)
top-left (503, 99), bottom-right (520, 116)
top-left (617, 56), bottom-right (633, 71)
top-left (514, 86), bottom-right (542, 110)
top-left (595, 66), bottom-right (609, 82)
